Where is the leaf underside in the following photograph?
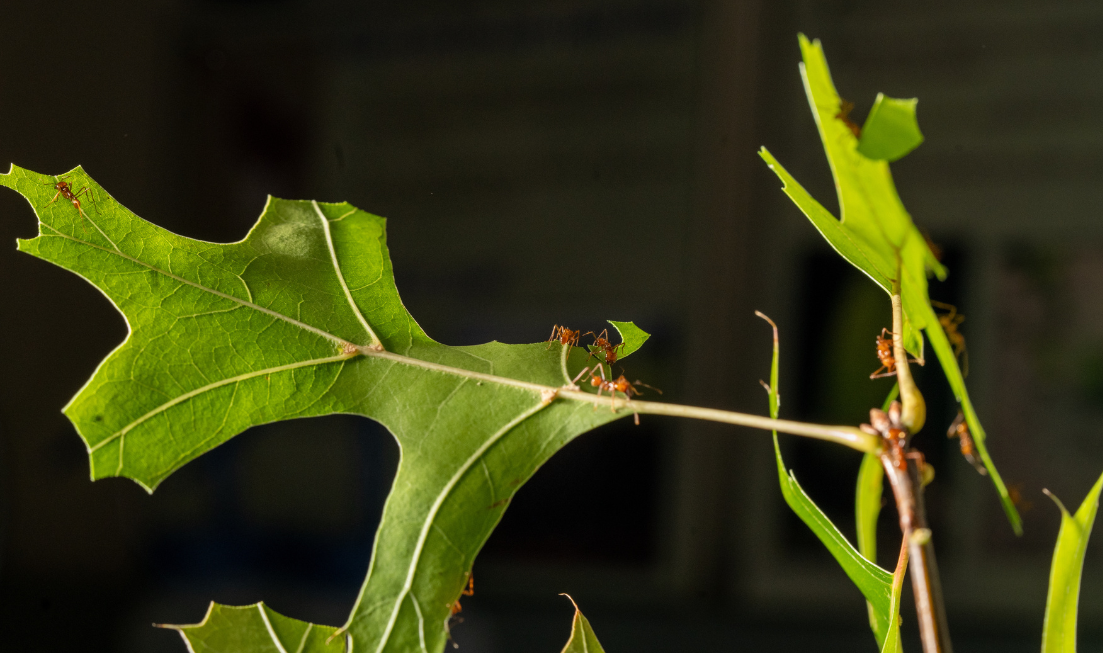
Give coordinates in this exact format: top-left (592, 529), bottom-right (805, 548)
top-left (165, 602), bottom-right (346, 653)
top-left (760, 34), bottom-right (1021, 534)
top-left (559, 595), bottom-right (607, 653)
top-left (1041, 471), bottom-right (1103, 653)
top-left (4, 165), bottom-right (646, 653)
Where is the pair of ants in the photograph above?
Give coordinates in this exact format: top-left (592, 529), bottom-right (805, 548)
top-left (545, 325), bottom-right (660, 423)
top-left (545, 324), bottom-right (623, 365)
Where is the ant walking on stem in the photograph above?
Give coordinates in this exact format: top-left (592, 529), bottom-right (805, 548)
top-left (870, 328), bottom-right (923, 379)
top-left (576, 364), bottom-right (660, 425)
top-left (43, 175), bottom-right (98, 232)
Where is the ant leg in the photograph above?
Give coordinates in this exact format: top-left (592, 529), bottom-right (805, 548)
top-left (42, 190), bottom-right (61, 209)
top-left (73, 186), bottom-right (98, 214)
top-left (571, 365), bottom-right (592, 385)
top-left (546, 325), bottom-right (559, 350)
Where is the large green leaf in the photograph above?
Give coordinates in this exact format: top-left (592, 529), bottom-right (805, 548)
top-left (162, 602), bottom-right (346, 652)
top-left (759, 34), bottom-right (1021, 534)
top-left (559, 595), bottom-right (607, 653)
top-left (1041, 470), bottom-right (1103, 653)
top-left (757, 315), bottom-right (899, 650)
top-left (4, 165), bottom-right (642, 653)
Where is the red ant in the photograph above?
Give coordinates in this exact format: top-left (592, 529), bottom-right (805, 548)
top-left (932, 301), bottom-right (968, 376)
top-left (579, 364), bottom-right (660, 425)
top-left (871, 328), bottom-right (897, 379)
top-left (836, 99), bottom-right (862, 138)
top-left (584, 328), bottom-right (624, 365)
top-left (546, 325), bottom-right (581, 355)
top-left (947, 411), bottom-right (986, 475)
top-left (43, 175), bottom-right (97, 230)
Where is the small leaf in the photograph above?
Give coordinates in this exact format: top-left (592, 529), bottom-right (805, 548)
top-left (559, 595), bottom-right (607, 653)
top-left (857, 94), bottom-right (924, 162)
top-left (760, 34), bottom-right (1021, 534)
top-left (162, 602), bottom-right (346, 652)
top-left (757, 314), bottom-right (897, 648)
top-left (607, 320), bottom-right (650, 359)
top-left (1041, 470), bottom-right (1103, 653)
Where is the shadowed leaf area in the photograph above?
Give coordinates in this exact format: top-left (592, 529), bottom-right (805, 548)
top-left (3, 165), bottom-right (648, 653)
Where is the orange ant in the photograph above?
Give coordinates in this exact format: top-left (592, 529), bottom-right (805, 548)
top-left (871, 328), bottom-right (898, 379)
top-left (931, 301), bottom-right (968, 376)
top-left (546, 325), bottom-right (581, 355)
top-left (449, 573), bottom-right (475, 616)
top-left (578, 364), bottom-right (660, 425)
top-left (947, 411), bottom-right (986, 475)
top-left (836, 99), bottom-right (862, 138)
top-left (584, 328), bottom-right (624, 365)
top-left (43, 175), bottom-right (97, 230)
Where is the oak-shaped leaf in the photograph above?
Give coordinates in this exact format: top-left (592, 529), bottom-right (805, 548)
top-left (4, 165), bottom-right (646, 653)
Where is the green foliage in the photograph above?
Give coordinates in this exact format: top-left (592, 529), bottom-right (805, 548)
top-left (606, 320), bottom-right (650, 358)
top-left (559, 595), bottom-right (607, 653)
top-left (757, 316), bottom-right (900, 651)
top-left (4, 165), bottom-right (643, 653)
top-left (759, 34), bottom-right (1021, 535)
top-left (857, 95), bottom-right (924, 162)
top-left (1041, 471), bottom-right (1103, 653)
top-left (163, 603), bottom-right (346, 653)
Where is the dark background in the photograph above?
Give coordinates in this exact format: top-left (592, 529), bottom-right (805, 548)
top-left (3, 0), bottom-right (1103, 651)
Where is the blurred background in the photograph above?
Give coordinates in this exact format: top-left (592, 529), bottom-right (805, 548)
top-left (2, 0), bottom-right (1103, 650)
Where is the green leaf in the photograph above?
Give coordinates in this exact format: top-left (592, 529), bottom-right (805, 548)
top-left (855, 384), bottom-right (903, 653)
top-left (759, 34), bottom-right (1021, 535)
top-left (857, 94), bottom-right (924, 162)
top-left (757, 315), bottom-right (897, 649)
top-left (607, 320), bottom-right (650, 358)
top-left (1041, 471), bottom-right (1103, 653)
top-left (559, 595), bottom-right (607, 653)
top-left (5, 165), bottom-right (632, 652)
top-left (162, 602), bottom-right (346, 652)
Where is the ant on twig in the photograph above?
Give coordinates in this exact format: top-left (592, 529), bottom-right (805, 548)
top-left (871, 328), bottom-right (898, 379)
top-left (546, 325), bottom-right (581, 355)
top-left (931, 301), bottom-right (968, 376)
top-left (576, 364), bottom-right (660, 425)
top-left (43, 175), bottom-right (98, 232)
top-left (947, 410), bottom-right (986, 475)
top-left (870, 328), bottom-right (923, 379)
top-left (861, 401), bottom-right (933, 483)
top-left (584, 328), bottom-right (624, 365)
top-left (836, 99), bottom-right (862, 139)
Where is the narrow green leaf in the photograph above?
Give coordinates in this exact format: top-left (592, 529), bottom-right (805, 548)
top-left (559, 595), bottom-right (607, 653)
top-left (4, 165), bottom-right (630, 652)
top-left (607, 320), bottom-right (650, 359)
top-left (758, 315), bottom-right (896, 648)
top-left (162, 602), bottom-right (346, 652)
top-left (857, 94), bottom-right (924, 162)
top-left (856, 384), bottom-right (903, 653)
top-left (1041, 471), bottom-right (1103, 653)
top-left (760, 34), bottom-right (1021, 534)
